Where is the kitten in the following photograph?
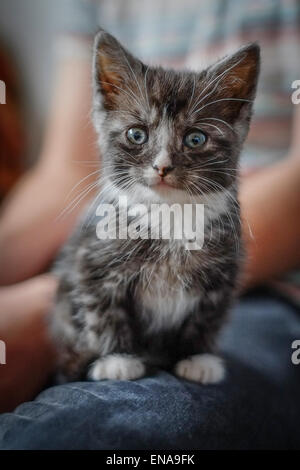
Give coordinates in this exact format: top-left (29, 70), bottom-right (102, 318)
top-left (50, 30), bottom-right (260, 384)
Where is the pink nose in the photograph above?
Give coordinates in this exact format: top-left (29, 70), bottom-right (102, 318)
top-left (152, 164), bottom-right (174, 177)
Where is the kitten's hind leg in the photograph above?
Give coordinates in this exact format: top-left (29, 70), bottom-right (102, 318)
top-left (88, 354), bottom-right (145, 381)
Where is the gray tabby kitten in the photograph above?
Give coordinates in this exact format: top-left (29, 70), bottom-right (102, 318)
top-left (50, 30), bottom-right (260, 384)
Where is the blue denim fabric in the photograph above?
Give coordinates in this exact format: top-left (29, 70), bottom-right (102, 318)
top-left (0, 290), bottom-right (299, 450)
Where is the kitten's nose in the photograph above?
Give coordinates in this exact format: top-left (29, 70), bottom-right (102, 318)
top-left (152, 164), bottom-right (174, 177)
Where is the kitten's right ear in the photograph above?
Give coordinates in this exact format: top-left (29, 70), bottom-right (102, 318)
top-left (204, 43), bottom-right (260, 125)
top-left (93, 30), bottom-right (143, 110)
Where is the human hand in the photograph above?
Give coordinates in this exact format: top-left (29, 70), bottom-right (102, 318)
top-left (0, 274), bottom-right (58, 412)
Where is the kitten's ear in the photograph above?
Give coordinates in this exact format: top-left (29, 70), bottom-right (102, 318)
top-left (205, 43), bottom-right (260, 123)
top-left (93, 30), bottom-right (143, 110)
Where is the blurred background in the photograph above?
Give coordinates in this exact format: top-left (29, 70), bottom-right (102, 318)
top-left (0, 0), bottom-right (60, 200)
top-left (1, 0), bottom-right (300, 202)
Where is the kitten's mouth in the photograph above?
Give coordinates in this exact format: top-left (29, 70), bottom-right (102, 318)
top-left (156, 179), bottom-right (171, 187)
top-left (151, 178), bottom-right (176, 190)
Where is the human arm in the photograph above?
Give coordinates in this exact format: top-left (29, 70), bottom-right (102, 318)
top-left (0, 275), bottom-right (57, 412)
top-left (240, 106), bottom-right (300, 289)
top-left (0, 57), bottom-right (99, 285)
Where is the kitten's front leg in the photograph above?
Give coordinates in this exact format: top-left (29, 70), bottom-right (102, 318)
top-left (77, 302), bottom-right (146, 382)
top-left (52, 286), bottom-right (145, 382)
top-left (175, 353), bottom-right (225, 384)
top-left (174, 291), bottom-right (231, 385)
top-left (88, 353), bottom-right (145, 381)
top-left (84, 303), bottom-right (146, 381)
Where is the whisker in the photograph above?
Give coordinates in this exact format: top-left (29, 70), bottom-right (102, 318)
top-left (98, 80), bottom-right (142, 110)
top-left (63, 169), bottom-right (102, 203)
top-left (197, 122), bottom-right (224, 136)
top-left (192, 97), bottom-right (252, 115)
top-left (120, 50), bottom-right (149, 111)
top-left (187, 75), bottom-right (196, 113)
top-left (57, 180), bottom-right (100, 221)
top-left (197, 117), bottom-right (234, 132)
top-left (189, 54), bottom-right (246, 114)
top-left (143, 66), bottom-right (151, 111)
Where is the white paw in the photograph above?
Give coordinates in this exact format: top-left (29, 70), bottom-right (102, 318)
top-left (174, 354), bottom-right (225, 384)
top-left (88, 354), bottom-right (145, 381)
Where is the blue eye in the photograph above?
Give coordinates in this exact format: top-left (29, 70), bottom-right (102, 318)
top-left (184, 130), bottom-right (206, 148)
top-left (127, 127), bottom-right (148, 145)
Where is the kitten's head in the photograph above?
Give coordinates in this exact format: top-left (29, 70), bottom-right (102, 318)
top-left (92, 30), bottom-right (260, 204)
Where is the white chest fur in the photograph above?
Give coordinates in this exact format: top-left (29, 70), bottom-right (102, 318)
top-left (135, 262), bottom-right (200, 333)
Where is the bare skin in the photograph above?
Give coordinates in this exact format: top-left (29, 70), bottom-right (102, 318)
top-left (0, 60), bottom-right (98, 410)
top-left (0, 275), bottom-right (57, 412)
top-left (0, 59), bottom-right (299, 411)
top-left (0, 60), bottom-right (99, 285)
top-left (240, 152), bottom-right (300, 288)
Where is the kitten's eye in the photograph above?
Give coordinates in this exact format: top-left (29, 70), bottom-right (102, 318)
top-left (184, 130), bottom-right (206, 148)
top-left (127, 127), bottom-right (148, 145)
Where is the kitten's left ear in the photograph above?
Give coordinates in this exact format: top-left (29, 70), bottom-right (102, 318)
top-left (93, 29), bottom-right (144, 110)
top-left (205, 43), bottom-right (260, 123)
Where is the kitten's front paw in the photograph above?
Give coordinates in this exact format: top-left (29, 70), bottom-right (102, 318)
top-left (174, 354), bottom-right (225, 384)
top-left (88, 354), bottom-right (145, 381)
